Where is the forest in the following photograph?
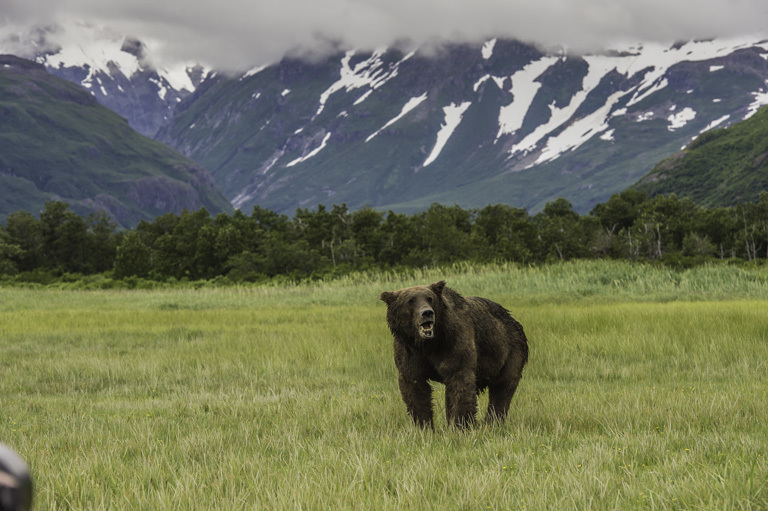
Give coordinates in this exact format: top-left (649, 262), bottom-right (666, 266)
top-left (1, 189), bottom-right (768, 285)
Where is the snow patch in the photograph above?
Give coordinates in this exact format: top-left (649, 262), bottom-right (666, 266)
top-left (160, 64), bottom-right (198, 92)
top-left (636, 112), bottom-right (655, 122)
top-left (315, 48), bottom-right (415, 117)
top-left (482, 39), bottom-right (496, 60)
top-left (700, 115), bottom-right (730, 133)
top-left (231, 192), bottom-right (254, 210)
top-left (744, 85), bottom-right (768, 119)
top-left (473, 75), bottom-right (508, 91)
top-left (473, 75), bottom-right (490, 92)
top-left (354, 90), bottom-right (373, 105)
top-left (496, 57), bottom-right (558, 139)
top-left (667, 107), bottom-right (696, 130)
top-left (423, 102), bottom-right (472, 167)
top-left (260, 150), bottom-right (284, 175)
top-left (600, 129), bottom-right (615, 141)
top-left (149, 77), bottom-right (168, 100)
top-left (366, 93), bottom-right (428, 142)
top-left (509, 55), bottom-right (622, 157)
top-left (281, 89), bottom-right (291, 96)
top-left (611, 108), bottom-right (627, 117)
top-left (628, 78), bottom-right (668, 107)
top-left (242, 65), bottom-right (267, 79)
top-left (535, 90), bottom-right (627, 165)
top-left (286, 132), bottom-right (332, 167)
top-left (709, 65), bottom-right (725, 72)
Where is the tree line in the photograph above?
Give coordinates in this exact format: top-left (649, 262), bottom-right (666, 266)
top-left (2, 189), bottom-right (768, 284)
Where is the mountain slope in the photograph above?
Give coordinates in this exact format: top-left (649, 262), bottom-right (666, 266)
top-left (1, 22), bottom-right (205, 137)
top-left (636, 104), bottom-right (768, 206)
top-left (0, 55), bottom-right (232, 227)
top-left (157, 37), bottom-right (768, 214)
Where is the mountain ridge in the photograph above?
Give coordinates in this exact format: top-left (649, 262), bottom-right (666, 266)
top-left (157, 37), bottom-right (768, 214)
top-left (4, 24), bottom-right (768, 216)
top-left (0, 21), bottom-right (206, 137)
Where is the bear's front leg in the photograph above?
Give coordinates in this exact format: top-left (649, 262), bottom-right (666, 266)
top-left (398, 373), bottom-right (434, 429)
top-left (444, 371), bottom-right (477, 428)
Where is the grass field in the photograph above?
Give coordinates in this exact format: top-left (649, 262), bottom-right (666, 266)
top-left (1, 261), bottom-right (767, 509)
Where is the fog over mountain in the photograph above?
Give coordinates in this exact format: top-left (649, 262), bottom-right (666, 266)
top-left (2, 0), bottom-right (768, 69)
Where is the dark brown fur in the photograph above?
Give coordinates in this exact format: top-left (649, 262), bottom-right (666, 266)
top-left (380, 281), bottom-right (528, 429)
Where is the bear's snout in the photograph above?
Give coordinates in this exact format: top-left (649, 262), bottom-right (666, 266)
top-left (418, 306), bottom-right (435, 339)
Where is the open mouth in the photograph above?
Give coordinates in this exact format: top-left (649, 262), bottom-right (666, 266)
top-left (419, 321), bottom-right (435, 339)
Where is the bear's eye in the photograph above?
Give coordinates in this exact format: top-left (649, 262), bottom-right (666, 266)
top-left (408, 298), bottom-right (415, 305)
top-left (426, 297), bottom-right (433, 303)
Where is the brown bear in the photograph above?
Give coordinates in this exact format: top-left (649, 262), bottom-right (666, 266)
top-left (380, 281), bottom-right (528, 429)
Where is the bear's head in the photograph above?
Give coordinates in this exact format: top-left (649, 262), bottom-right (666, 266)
top-left (380, 281), bottom-right (446, 340)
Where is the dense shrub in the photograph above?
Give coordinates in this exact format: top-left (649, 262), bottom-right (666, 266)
top-left (2, 192), bottom-right (768, 284)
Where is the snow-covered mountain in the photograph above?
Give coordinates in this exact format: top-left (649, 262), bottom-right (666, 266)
top-left (4, 22), bottom-right (768, 214)
top-left (0, 21), bottom-right (205, 136)
top-left (158, 37), bottom-right (768, 214)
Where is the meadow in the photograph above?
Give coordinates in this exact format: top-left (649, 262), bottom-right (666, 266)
top-left (1, 260), bottom-right (767, 509)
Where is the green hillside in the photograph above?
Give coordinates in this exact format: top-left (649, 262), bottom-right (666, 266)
top-left (636, 106), bottom-right (768, 206)
top-left (0, 55), bottom-right (232, 227)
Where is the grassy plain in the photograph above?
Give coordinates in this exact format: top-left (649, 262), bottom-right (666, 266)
top-left (1, 261), bottom-right (767, 509)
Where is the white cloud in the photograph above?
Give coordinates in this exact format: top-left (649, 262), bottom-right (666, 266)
top-left (2, 0), bottom-right (768, 70)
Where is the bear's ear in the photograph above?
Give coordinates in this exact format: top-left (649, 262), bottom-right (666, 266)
top-left (430, 281), bottom-right (446, 297)
top-left (380, 291), bottom-right (397, 305)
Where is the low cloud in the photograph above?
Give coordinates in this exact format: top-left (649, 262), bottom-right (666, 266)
top-left (2, 0), bottom-right (768, 69)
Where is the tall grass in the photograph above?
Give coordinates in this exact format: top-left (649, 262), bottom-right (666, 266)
top-left (0, 260), bottom-right (766, 509)
top-left (4, 260), bottom-right (768, 310)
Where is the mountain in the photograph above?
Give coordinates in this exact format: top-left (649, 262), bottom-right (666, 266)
top-left (155, 37), bottom-right (768, 215)
top-left (0, 22), bottom-right (205, 137)
top-left (4, 24), bottom-right (768, 216)
top-left (0, 54), bottom-right (232, 227)
top-left (636, 102), bottom-right (768, 206)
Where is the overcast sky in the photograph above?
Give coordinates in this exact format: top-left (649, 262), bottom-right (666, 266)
top-left (2, 0), bottom-right (768, 69)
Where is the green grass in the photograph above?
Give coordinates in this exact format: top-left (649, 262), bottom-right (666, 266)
top-left (1, 261), bottom-right (767, 509)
